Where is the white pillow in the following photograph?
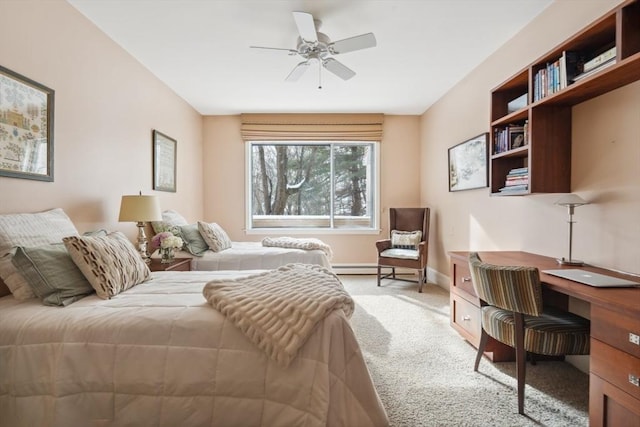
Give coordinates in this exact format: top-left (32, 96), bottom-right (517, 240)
top-left (0, 208), bottom-right (79, 299)
top-left (197, 221), bottom-right (232, 252)
top-left (151, 209), bottom-right (189, 234)
top-left (63, 231), bottom-right (150, 299)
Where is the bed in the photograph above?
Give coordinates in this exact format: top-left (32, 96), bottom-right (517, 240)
top-left (151, 211), bottom-right (333, 271)
top-left (0, 269), bottom-right (389, 426)
top-left (0, 209), bottom-right (387, 426)
top-left (159, 241), bottom-right (332, 271)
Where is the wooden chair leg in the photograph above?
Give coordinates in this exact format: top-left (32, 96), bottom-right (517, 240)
top-left (474, 328), bottom-right (489, 371)
top-left (514, 313), bottom-right (526, 415)
top-left (391, 267), bottom-right (396, 279)
top-left (418, 269), bottom-right (423, 293)
top-left (377, 265), bottom-right (381, 286)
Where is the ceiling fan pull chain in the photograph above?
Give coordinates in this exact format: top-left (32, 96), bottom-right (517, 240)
top-left (318, 60), bottom-right (322, 90)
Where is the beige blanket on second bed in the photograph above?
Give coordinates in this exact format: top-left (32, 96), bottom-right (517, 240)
top-left (262, 236), bottom-right (334, 259)
top-left (203, 263), bottom-right (352, 367)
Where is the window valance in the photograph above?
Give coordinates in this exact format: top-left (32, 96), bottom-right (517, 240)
top-left (240, 113), bottom-right (384, 141)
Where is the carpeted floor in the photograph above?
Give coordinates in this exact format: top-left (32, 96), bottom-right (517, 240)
top-left (340, 275), bottom-right (589, 427)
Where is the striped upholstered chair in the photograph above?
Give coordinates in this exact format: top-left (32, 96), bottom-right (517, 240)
top-left (468, 252), bottom-right (590, 415)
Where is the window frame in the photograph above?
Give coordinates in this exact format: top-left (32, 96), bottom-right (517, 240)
top-left (245, 140), bottom-right (380, 235)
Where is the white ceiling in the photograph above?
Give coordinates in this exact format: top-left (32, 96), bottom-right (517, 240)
top-left (67, 0), bottom-right (553, 115)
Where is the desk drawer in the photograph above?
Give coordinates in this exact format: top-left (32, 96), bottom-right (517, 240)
top-left (591, 339), bottom-right (640, 400)
top-left (451, 293), bottom-right (481, 345)
top-left (451, 258), bottom-right (476, 298)
top-left (591, 305), bottom-right (640, 359)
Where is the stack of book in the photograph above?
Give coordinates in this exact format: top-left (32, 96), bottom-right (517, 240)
top-left (573, 45), bottom-right (616, 82)
top-left (499, 167), bottom-right (529, 193)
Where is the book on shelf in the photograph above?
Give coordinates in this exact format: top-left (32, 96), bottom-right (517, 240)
top-left (573, 57), bottom-right (617, 81)
top-left (507, 166), bottom-right (528, 175)
top-left (507, 93), bottom-right (527, 113)
top-left (583, 45), bottom-right (616, 73)
top-left (494, 126), bottom-right (526, 154)
top-left (534, 51), bottom-right (583, 101)
top-left (498, 184), bottom-right (528, 193)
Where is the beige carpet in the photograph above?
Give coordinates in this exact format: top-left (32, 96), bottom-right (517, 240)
top-left (340, 275), bottom-right (589, 427)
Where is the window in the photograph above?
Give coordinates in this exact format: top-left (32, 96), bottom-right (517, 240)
top-left (247, 141), bottom-right (379, 231)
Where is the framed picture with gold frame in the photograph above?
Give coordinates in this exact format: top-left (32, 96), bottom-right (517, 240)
top-left (152, 130), bottom-right (176, 192)
top-left (0, 65), bottom-right (54, 181)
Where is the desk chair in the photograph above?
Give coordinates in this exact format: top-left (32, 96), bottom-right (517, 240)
top-left (376, 207), bottom-right (430, 292)
top-left (468, 252), bottom-right (590, 415)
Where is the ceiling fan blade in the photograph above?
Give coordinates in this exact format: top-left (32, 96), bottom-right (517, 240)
top-left (285, 61), bottom-right (311, 82)
top-left (329, 33), bottom-right (377, 54)
top-left (250, 46), bottom-right (298, 55)
top-left (323, 58), bottom-right (356, 80)
top-left (292, 11), bottom-right (318, 43)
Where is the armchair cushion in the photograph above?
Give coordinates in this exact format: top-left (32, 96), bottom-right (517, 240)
top-left (391, 230), bottom-right (422, 250)
top-left (380, 248), bottom-right (420, 260)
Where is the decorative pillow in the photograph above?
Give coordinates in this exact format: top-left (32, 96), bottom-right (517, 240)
top-left (391, 230), bottom-right (422, 250)
top-left (177, 224), bottom-right (209, 256)
top-left (151, 210), bottom-right (188, 234)
top-left (63, 231), bottom-right (150, 299)
top-left (197, 221), bottom-right (232, 252)
top-left (11, 243), bottom-right (94, 306)
top-left (83, 229), bottom-right (109, 237)
top-left (0, 208), bottom-right (79, 300)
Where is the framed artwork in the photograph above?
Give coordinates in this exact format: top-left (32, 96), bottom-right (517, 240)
top-left (448, 133), bottom-right (489, 192)
top-left (0, 65), bottom-right (54, 181)
top-left (153, 130), bottom-right (176, 192)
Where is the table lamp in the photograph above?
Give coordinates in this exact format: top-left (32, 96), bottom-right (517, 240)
top-left (555, 193), bottom-right (588, 266)
top-left (118, 192), bottom-right (162, 263)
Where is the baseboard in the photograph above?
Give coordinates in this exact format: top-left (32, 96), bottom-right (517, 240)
top-left (331, 263), bottom-right (450, 291)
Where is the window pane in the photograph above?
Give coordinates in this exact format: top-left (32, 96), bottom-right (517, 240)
top-left (333, 144), bottom-right (372, 229)
top-left (249, 141), bottom-right (376, 230)
top-left (251, 144), bottom-right (331, 228)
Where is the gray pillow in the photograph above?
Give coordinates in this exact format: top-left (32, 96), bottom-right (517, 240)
top-left (178, 224), bottom-right (209, 256)
top-left (11, 243), bottom-right (94, 306)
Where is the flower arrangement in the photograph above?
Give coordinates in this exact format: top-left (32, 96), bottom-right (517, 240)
top-left (152, 231), bottom-right (183, 249)
top-left (152, 231), bottom-right (184, 263)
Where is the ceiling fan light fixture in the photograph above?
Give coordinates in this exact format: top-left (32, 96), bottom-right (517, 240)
top-left (250, 11), bottom-right (376, 86)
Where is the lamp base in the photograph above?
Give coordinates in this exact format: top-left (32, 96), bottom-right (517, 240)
top-left (556, 257), bottom-right (584, 266)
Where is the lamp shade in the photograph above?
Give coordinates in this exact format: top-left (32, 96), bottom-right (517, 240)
top-left (118, 195), bottom-right (162, 222)
top-left (555, 193), bottom-right (588, 207)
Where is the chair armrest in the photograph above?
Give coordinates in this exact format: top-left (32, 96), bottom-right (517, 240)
top-left (376, 239), bottom-right (391, 253)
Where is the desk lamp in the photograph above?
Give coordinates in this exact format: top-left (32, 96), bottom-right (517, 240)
top-left (555, 193), bottom-right (588, 266)
top-left (118, 192), bottom-right (162, 263)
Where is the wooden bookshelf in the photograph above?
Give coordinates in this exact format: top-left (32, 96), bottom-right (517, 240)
top-left (489, 0), bottom-right (640, 195)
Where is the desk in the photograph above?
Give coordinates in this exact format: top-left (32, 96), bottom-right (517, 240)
top-left (448, 251), bottom-right (640, 427)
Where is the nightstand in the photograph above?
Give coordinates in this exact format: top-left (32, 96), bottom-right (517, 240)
top-left (148, 258), bottom-right (191, 272)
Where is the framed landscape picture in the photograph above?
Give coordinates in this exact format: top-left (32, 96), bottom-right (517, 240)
top-left (0, 65), bottom-right (54, 181)
top-left (448, 133), bottom-right (489, 192)
top-left (153, 130), bottom-right (176, 192)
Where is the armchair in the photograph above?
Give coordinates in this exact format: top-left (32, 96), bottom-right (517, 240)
top-left (376, 207), bottom-right (430, 292)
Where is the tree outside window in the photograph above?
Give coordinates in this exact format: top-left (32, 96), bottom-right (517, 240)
top-left (248, 141), bottom-right (377, 230)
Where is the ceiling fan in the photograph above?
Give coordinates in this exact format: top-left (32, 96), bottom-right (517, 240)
top-left (250, 11), bottom-right (377, 88)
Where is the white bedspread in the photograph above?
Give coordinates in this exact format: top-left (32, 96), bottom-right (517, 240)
top-left (166, 241), bottom-right (332, 271)
top-left (0, 271), bottom-right (388, 427)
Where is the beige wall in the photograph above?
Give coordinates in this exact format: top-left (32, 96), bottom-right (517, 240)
top-left (0, 0), bottom-right (204, 238)
top-left (202, 114), bottom-right (421, 266)
top-left (422, 0), bottom-right (640, 280)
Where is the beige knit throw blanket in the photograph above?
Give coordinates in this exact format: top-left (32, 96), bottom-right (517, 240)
top-left (261, 236), bottom-right (333, 259)
top-left (202, 263), bottom-right (353, 368)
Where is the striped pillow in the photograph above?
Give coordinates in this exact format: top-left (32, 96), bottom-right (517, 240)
top-left (198, 222), bottom-right (232, 252)
top-left (391, 230), bottom-right (422, 250)
top-left (63, 232), bottom-right (150, 299)
top-left (0, 208), bottom-right (79, 300)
